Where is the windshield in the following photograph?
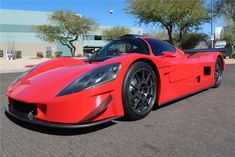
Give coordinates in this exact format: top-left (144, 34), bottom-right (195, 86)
top-left (85, 38), bottom-right (149, 62)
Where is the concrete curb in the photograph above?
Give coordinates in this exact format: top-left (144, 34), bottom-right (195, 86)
top-left (225, 59), bottom-right (235, 64)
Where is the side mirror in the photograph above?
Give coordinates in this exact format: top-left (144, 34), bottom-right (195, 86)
top-left (162, 51), bottom-right (176, 58)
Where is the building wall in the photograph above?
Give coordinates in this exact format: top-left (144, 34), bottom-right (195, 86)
top-left (0, 9), bottom-right (143, 57)
top-left (0, 9), bottom-right (85, 57)
top-left (0, 42), bottom-right (49, 56)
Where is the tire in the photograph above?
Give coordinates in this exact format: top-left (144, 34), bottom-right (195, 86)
top-left (122, 61), bottom-right (157, 120)
top-left (213, 57), bottom-right (223, 88)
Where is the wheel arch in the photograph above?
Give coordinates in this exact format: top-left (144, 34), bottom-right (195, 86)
top-left (217, 54), bottom-right (225, 71)
top-left (129, 58), bottom-right (161, 106)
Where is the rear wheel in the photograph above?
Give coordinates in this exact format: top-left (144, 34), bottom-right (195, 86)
top-left (213, 57), bottom-right (223, 88)
top-left (122, 62), bottom-right (157, 120)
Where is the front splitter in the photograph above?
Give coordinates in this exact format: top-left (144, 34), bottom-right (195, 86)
top-left (4, 104), bottom-right (121, 129)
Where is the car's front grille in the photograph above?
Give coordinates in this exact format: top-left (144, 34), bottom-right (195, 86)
top-left (9, 99), bottom-right (37, 115)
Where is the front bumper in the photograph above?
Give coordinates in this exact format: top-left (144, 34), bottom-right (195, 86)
top-left (4, 104), bottom-right (120, 129)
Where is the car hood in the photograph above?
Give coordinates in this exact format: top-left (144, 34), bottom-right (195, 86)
top-left (7, 63), bottom-right (98, 102)
top-left (7, 53), bottom-right (145, 102)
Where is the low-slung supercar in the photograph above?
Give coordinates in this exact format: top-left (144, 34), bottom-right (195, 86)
top-left (5, 35), bottom-right (224, 128)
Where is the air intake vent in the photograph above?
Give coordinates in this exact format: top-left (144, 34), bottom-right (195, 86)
top-left (197, 76), bottom-right (200, 83)
top-left (9, 99), bottom-right (37, 115)
top-left (204, 66), bottom-right (211, 75)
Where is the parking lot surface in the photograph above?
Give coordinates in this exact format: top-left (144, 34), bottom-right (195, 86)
top-left (0, 65), bottom-right (235, 157)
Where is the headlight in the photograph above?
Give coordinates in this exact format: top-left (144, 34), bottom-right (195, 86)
top-left (11, 65), bottom-right (38, 85)
top-left (57, 63), bottom-right (121, 96)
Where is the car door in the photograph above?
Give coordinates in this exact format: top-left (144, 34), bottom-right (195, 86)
top-left (161, 50), bottom-right (200, 100)
top-left (166, 49), bottom-right (200, 84)
top-left (145, 38), bottom-right (200, 102)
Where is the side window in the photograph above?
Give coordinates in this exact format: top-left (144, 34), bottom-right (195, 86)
top-left (145, 38), bottom-right (176, 56)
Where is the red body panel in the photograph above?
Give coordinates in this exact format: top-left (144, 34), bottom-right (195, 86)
top-left (7, 38), bottom-right (225, 125)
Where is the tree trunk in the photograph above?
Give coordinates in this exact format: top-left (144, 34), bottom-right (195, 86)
top-left (67, 46), bottom-right (73, 56)
top-left (167, 28), bottom-right (173, 44)
top-left (69, 34), bottom-right (78, 57)
top-left (69, 41), bottom-right (76, 57)
top-left (59, 33), bottom-right (78, 57)
top-left (179, 29), bottom-right (183, 42)
top-left (59, 39), bottom-right (74, 57)
top-left (178, 29), bottom-right (184, 48)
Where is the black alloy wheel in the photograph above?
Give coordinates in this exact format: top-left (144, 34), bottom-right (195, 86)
top-left (122, 61), bottom-right (157, 120)
top-left (214, 57), bottom-right (223, 88)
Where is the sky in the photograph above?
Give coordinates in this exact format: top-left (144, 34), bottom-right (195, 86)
top-left (0, 0), bottom-right (224, 35)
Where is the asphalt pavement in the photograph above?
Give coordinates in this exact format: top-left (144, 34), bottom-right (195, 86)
top-left (0, 65), bottom-right (235, 157)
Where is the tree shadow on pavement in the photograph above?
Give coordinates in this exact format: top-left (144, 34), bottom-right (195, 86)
top-left (117, 88), bottom-right (209, 122)
top-left (152, 88), bottom-right (209, 111)
top-left (5, 112), bottom-right (116, 136)
top-left (4, 88), bottom-right (210, 134)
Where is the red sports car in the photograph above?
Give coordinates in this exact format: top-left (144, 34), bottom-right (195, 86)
top-left (5, 34), bottom-right (224, 128)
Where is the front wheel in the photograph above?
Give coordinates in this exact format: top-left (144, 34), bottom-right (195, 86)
top-left (122, 62), bottom-right (157, 120)
top-left (213, 57), bottom-right (223, 88)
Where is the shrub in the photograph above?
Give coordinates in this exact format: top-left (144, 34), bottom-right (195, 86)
top-left (102, 26), bottom-right (131, 40)
top-left (180, 33), bottom-right (207, 49)
top-left (0, 50), bottom-right (3, 57)
top-left (221, 23), bottom-right (235, 58)
top-left (46, 51), bottom-right (52, 58)
top-left (15, 51), bottom-right (22, 58)
top-left (76, 54), bottom-right (84, 58)
top-left (55, 51), bottom-right (63, 57)
top-left (37, 52), bottom-right (44, 58)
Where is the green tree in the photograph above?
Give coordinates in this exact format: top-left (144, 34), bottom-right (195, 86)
top-left (36, 10), bottom-right (97, 56)
top-left (180, 33), bottom-right (208, 49)
top-left (214, 0), bottom-right (235, 24)
top-left (126, 0), bottom-right (209, 44)
top-left (102, 26), bottom-right (131, 40)
top-left (214, 1), bottom-right (235, 57)
top-left (221, 23), bottom-right (235, 56)
top-left (143, 31), bottom-right (169, 40)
